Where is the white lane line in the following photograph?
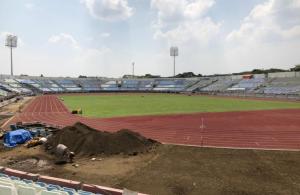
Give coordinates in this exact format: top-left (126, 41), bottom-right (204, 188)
top-left (164, 143), bottom-right (300, 152)
top-left (1, 115), bottom-right (16, 130)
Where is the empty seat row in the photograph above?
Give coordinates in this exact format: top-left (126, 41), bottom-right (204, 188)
top-left (0, 173), bottom-right (100, 195)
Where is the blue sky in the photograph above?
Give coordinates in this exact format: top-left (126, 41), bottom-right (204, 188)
top-left (0, 0), bottom-right (300, 77)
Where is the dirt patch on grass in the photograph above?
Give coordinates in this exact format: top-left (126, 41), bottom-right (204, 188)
top-left (116, 145), bottom-right (300, 195)
top-left (46, 122), bottom-right (160, 156)
top-left (0, 146), bottom-right (56, 174)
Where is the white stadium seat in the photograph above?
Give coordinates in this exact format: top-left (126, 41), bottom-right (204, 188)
top-left (0, 184), bottom-right (17, 195)
top-left (0, 180), bottom-right (14, 187)
top-left (40, 190), bottom-right (61, 195)
top-left (17, 185), bottom-right (36, 195)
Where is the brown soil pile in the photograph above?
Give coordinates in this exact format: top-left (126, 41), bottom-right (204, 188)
top-left (46, 122), bottom-right (159, 156)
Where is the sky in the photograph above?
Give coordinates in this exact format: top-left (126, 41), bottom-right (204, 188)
top-left (0, 0), bottom-right (300, 77)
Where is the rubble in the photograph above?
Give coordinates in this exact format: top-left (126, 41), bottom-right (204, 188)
top-left (46, 122), bottom-right (160, 156)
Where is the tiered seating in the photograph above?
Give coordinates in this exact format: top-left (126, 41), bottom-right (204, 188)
top-left (0, 82), bottom-right (13, 92)
top-left (201, 78), bottom-right (240, 92)
top-left (0, 173), bottom-right (99, 195)
top-left (101, 80), bottom-right (119, 91)
top-left (263, 86), bottom-right (300, 94)
top-left (54, 80), bottom-right (82, 92)
top-left (121, 80), bottom-right (139, 91)
top-left (138, 80), bottom-right (153, 91)
top-left (153, 79), bottom-right (188, 91)
top-left (228, 78), bottom-right (265, 91)
top-left (185, 78), bottom-right (216, 92)
top-left (16, 79), bottom-right (49, 93)
top-left (0, 88), bottom-right (8, 97)
top-left (183, 79), bottom-right (199, 89)
top-left (0, 79), bottom-right (31, 94)
top-left (0, 74), bottom-right (299, 95)
top-left (263, 77), bottom-right (300, 94)
top-left (76, 79), bottom-right (101, 92)
top-left (173, 80), bottom-right (190, 91)
top-left (33, 79), bottom-right (64, 92)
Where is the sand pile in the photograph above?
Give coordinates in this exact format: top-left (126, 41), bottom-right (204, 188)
top-left (46, 122), bottom-right (159, 156)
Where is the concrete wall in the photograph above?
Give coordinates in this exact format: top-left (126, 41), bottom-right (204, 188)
top-left (231, 75), bottom-right (243, 80)
top-left (253, 74), bottom-right (266, 79)
top-left (268, 72), bottom-right (297, 78)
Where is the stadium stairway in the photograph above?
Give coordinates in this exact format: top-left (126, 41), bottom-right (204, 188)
top-left (185, 79), bottom-right (217, 92)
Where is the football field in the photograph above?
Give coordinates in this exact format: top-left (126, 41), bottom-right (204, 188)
top-left (61, 94), bottom-right (300, 118)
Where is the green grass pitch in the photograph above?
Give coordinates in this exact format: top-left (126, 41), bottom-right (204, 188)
top-left (61, 94), bottom-right (300, 118)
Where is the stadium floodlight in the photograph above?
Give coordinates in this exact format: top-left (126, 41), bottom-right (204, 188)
top-left (170, 46), bottom-right (178, 77)
top-left (5, 34), bottom-right (18, 76)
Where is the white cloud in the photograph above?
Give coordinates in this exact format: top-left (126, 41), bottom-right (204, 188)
top-left (25, 3), bottom-right (36, 10)
top-left (99, 32), bottom-right (110, 38)
top-left (81, 0), bottom-right (133, 21)
top-left (48, 33), bottom-right (80, 49)
top-left (48, 33), bottom-right (111, 58)
top-left (227, 0), bottom-right (300, 43)
top-left (151, 0), bottom-right (214, 22)
top-left (154, 18), bottom-right (220, 45)
top-left (0, 33), bottom-right (115, 77)
top-left (223, 0), bottom-right (300, 73)
top-left (0, 32), bottom-right (10, 39)
top-left (183, 0), bottom-right (215, 19)
top-left (151, 0), bottom-right (220, 45)
top-left (150, 0), bottom-right (300, 76)
top-left (46, 33), bottom-right (119, 76)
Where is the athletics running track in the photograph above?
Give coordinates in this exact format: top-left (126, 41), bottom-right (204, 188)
top-left (3, 95), bottom-right (300, 150)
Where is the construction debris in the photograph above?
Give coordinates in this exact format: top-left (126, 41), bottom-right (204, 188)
top-left (24, 137), bottom-right (47, 148)
top-left (46, 122), bottom-right (160, 156)
top-left (3, 129), bottom-right (32, 147)
top-left (54, 144), bottom-right (75, 164)
top-left (72, 164), bottom-right (79, 168)
top-left (71, 108), bottom-right (82, 115)
top-left (1, 122), bottom-right (58, 148)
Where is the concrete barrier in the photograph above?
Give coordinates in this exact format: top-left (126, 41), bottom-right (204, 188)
top-left (38, 175), bottom-right (82, 190)
top-left (0, 167), bottom-right (149, 194)
top-left (82, 184), bottom-right (123, 195)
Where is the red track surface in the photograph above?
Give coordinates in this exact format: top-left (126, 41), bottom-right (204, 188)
top-left (5, 95), bottom-right (300, 150)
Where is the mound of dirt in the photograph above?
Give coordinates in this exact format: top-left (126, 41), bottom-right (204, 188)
top-left (46, 122), bottom-right (160, 156)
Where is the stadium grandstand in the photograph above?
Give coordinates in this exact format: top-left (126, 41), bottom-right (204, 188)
top-left (0, 71), bottom-right (299, 99)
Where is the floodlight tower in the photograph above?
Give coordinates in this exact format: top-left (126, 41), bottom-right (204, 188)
top-left (170, 46), bottom-right (178, 77)
top-left (5, 35), bottom-right (18, 76)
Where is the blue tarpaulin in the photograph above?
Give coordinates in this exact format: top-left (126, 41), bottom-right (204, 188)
top-left (3, 129), bottom-right (32, 148)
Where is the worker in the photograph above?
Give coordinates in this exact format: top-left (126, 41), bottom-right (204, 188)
top-left (55, 144), bottom-right (75, 163)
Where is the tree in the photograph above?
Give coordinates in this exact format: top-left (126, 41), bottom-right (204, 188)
top-left (174, 72), bottom-right (202, 78)
top-left (291, 65), bottom-right (300, 71)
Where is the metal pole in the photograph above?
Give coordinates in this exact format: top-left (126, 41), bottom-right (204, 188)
top-left (10, 47), bottom-right (13, 76)
top-left (173, 55), bottom-right (175, 77)
top-left (132, 62), bottom-right (135, 77)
